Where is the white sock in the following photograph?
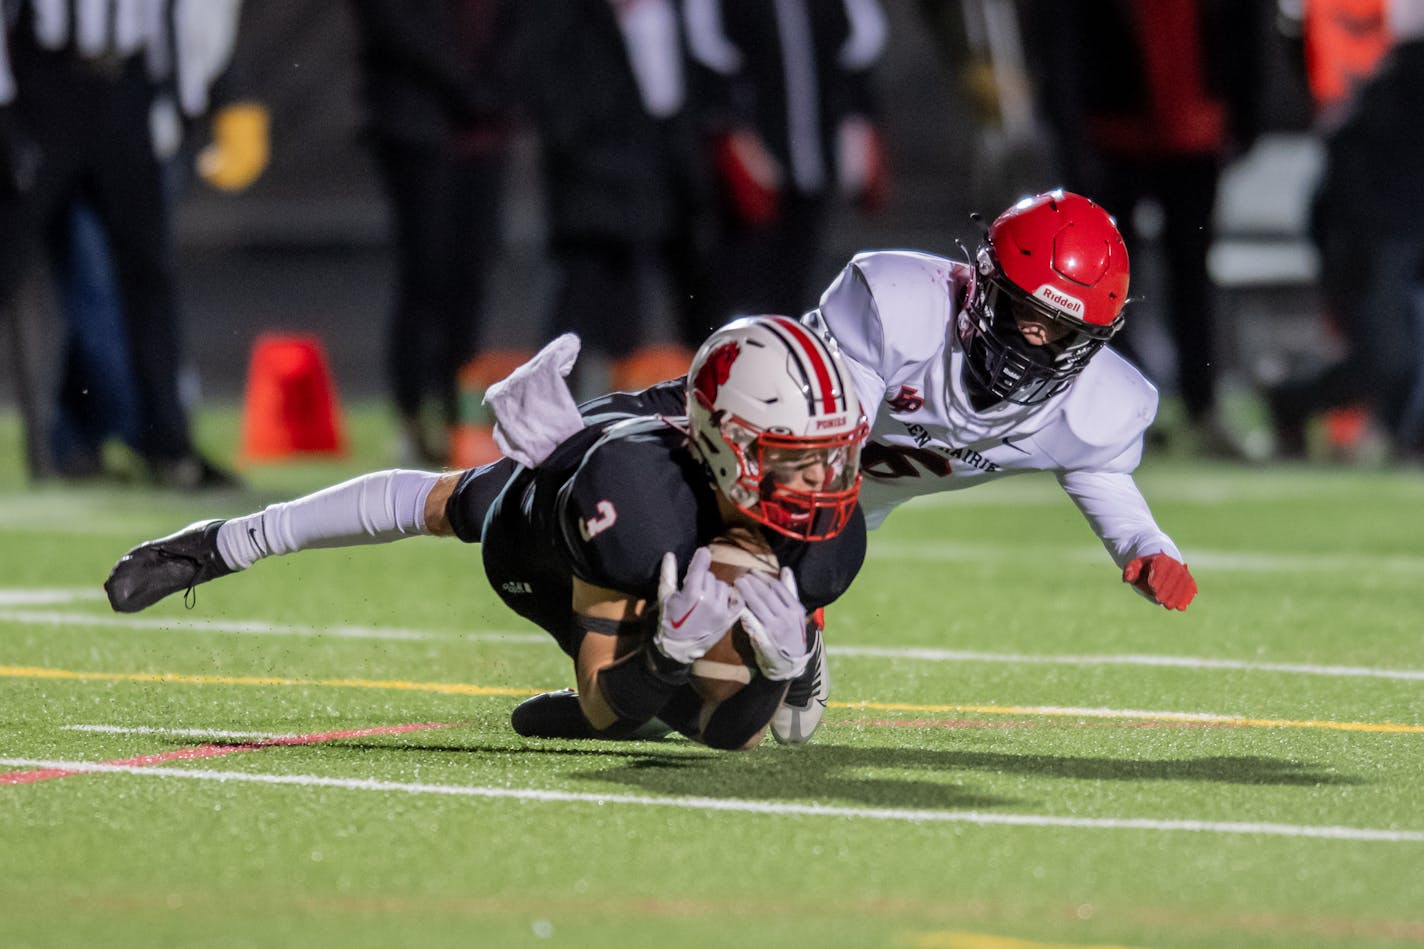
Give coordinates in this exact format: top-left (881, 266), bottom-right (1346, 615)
top-left (215, 469), bottom-right (441, 571)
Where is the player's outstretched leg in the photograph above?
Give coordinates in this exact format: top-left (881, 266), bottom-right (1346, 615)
top-left (104, 519), bottom-right (235, 613)
top-left (770, 609), bottom-right (829, 746)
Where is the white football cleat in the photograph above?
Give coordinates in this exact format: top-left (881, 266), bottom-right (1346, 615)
top-left (770, 621), bottom-right (828, 746)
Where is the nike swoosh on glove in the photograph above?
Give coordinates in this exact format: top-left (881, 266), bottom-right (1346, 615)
top-left (653, 548), bottom-right (743, 665)
top-left (1122, 553), bottom-right (1197, 611)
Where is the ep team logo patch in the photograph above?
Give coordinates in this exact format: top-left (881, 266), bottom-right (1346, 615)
top-left (888, 385), bottom-right (924, 413)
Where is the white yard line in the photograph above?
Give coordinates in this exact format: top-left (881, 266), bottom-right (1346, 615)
top-left (3, 605), bottom-right (1421, 681)
top-left (869, 541), bottom-right (1424, 575)
top-left (1, 756), bottom-right (1420, 843)
top-left (60, 724), bottom-right (298, 741)
top-left (0, 588), bottom-right (104, 606)
top-left (829, 646), bottom-right (1424, 682)
top-left (0, 608), bottom-right (544, 644)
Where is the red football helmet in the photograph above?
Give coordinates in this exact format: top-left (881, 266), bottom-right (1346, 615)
top-left (959, 190), bottom-right (1130, 405)
top-left (687, 316), bottom-right (867, 541)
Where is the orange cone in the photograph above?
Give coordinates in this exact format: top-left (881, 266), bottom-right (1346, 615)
top-left (449, 349), bottom-right (535, 468)
top-left (240, 333), bottom-right (347, 461)
top-left (610, 344), bottom-right (694, 391)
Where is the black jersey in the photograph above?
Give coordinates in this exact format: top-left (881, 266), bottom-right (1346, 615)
top-left (459, 412), bottom-right (867, 657)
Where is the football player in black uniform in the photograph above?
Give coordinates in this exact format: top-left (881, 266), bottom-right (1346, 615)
top-left (104, 317), bottom-right (868, 750)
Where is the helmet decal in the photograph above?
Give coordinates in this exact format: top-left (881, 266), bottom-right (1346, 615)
top-left (692, 340), bottom-right (740, 410)
top-left (1032, 284), bottom-right (1085, 317)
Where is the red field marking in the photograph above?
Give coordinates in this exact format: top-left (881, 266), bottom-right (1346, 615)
top-left (0, 722), bottom-right (454, 786)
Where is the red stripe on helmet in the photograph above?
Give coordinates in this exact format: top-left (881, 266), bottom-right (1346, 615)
top-left (768, 317), bottom-right (840, 414)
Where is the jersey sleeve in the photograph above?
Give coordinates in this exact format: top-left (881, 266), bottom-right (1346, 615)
top-left (1062, 348), bottom-right (1158, 453)
top-left (555, 430), bottom-right (703, 601)
top-left (774, 506), bottom-right (868, 610)
top-left (1044, 350), bottom-right (1179, 566)
top-left (808, 251), bottom-right (967, 425)
top-left (1057, 469), bottom-right (1183, 567)
top-left (578, 378), bottom-right (687, 425)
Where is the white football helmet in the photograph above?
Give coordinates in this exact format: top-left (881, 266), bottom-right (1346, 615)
top-left (686, 316), bottom-right (867, 540)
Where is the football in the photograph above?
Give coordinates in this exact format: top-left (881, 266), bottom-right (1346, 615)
top-left (689, 528), bottom-right (780, 708)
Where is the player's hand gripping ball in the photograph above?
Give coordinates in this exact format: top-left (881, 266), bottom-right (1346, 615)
top-left (689, 528), bottom-right (782, 704)
top-left (653, 547), bottom-right (744, 665)
top-left (735, 568), bottom-right (811, 681)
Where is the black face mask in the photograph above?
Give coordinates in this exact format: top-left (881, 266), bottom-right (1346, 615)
top-left (958, 276), bottom-right (1110, 408)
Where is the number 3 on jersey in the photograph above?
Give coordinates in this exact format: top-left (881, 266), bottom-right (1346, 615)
top-left (578, 500), bottom-right (618, 541)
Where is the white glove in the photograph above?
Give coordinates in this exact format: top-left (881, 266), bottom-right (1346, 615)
top-left (484, 333), bottom-right (584, 467)
top-left (653, 548), bottom-right (743, 665)
top-left (734, 568), bottom-right (810, 681)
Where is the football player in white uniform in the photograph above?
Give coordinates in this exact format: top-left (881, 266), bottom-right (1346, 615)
top-left (804, 189), bottom-right (1197, 612)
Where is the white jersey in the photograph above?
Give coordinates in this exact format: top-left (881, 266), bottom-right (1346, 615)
top-left (807, 249), bottom-right (1182, 566)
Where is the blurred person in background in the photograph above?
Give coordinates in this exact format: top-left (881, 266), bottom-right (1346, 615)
top-left (348, 0), bottom-right (516, 467)
top-left (513, 0), bottom-right (710, 399)
top-left (1269, 0), bottom-right (1424, 461)
top-left (46, 0), bottom-right (266, 482)
top-left (915, 0), bottom-right (1060, 212)
top-left (104, 317), bottom-right (870, 750)
top-left (1020, 0), bottom-right (1267, 459)
top-left (684, 0), bottom-right (890, 326)
top-left (0, 0), bottom-right (238, 488)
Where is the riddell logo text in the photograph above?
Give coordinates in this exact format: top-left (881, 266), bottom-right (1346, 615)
top-left (816, 416), bottom-right (848, 430)
top-left (1035, 284), bottom-right (1084, 315)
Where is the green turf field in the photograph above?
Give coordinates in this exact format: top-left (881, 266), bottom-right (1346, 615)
top-left (2, 405), bottom-right (1421, 948)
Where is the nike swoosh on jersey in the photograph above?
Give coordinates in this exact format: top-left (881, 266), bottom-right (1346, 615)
top-left (1000, 436), bottom-right (1030, 454)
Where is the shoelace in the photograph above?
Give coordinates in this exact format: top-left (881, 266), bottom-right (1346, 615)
top-left (151, 546), bottom-right (207, 609)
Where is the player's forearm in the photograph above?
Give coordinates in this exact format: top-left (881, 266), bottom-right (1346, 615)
top-left (577, 631), bottom-right (685, 734)
top-left (588, 643), bottom-right (689, 733)
top-left (572, 584), bottom-right (678, 733)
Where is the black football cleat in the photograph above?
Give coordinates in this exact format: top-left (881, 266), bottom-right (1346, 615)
top-left (771, 619), bottom-right (829, 746)
top-left (104, 519), bottom-right (234, 613)
top-left (511, 689), bottom-right (599, 739)
top-left (511, 689), bottom-right (671, 741)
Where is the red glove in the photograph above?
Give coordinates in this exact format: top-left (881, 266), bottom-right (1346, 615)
top-left (713, 128), bottom-right (782, 227)
top-left (1122, 553), bottom-right (1197, 611)
top-left (836, 115), bottom-right (890, 213)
